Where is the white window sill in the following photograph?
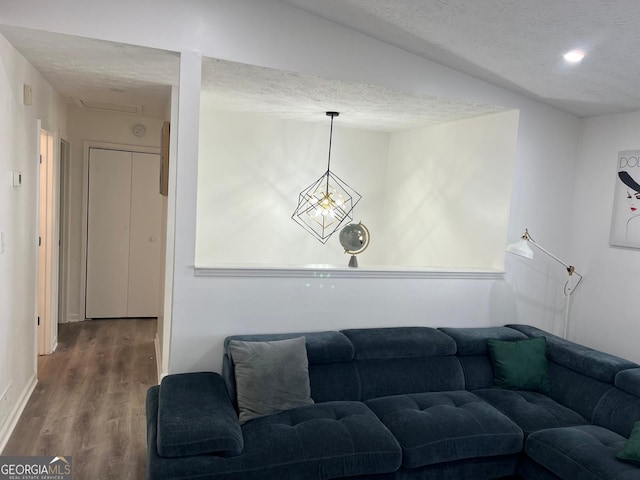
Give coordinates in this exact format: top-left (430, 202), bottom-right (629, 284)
top-left (194, 265), bottom-right (505, 279)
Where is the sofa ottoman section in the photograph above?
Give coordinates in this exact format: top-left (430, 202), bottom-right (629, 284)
top-left (365, 391), bottom-right (523, 470)
top-left (524, 425), bottom-right (640, 480)
top-left (149, 398), bottom-right (402, 480)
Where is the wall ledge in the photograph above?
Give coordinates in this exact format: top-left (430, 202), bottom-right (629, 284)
top-left (194, 265), bottom-right (505, 280)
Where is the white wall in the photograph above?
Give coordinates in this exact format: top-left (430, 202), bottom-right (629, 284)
top-left (196, 111), bottom-right (389, 266)
top-left (0, 33), bottom-right (67, 449)
top-left (504, 104), bottom-right (581, 338)
top-left (197, 110), bottom-right (519, 270)
top-left (64, 108), bottom-right (164, 322)
top-left (384, 111), bottom-right (519, 269)
top-left (0, 0), bottom-right (584, 375)
top-left (166, 5), bottom-right (579, 374)
top-left (568, 112), bottom-right (640, 363)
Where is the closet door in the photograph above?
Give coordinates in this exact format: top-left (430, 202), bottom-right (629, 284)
top-left (127, 152), bottom-right (162, 317)
top-left (86, 149), bottom-right (132, 318)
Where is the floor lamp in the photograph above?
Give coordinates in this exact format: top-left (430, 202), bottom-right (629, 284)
top-left (506, 229), bottom-right (583, 339)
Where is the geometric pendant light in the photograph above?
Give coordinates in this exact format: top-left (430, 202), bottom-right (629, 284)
top-left (292, 112), bottom-right (362, 243)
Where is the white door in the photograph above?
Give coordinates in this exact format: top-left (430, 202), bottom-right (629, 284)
top-left (86, 149), bottom-right (132, 318)
top-left (127, 152), bottom-right (162, 317)
top-left (85, 148), bottom-right (162, 319)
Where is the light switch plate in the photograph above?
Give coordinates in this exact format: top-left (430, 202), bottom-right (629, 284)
top-left (12, 171), bottom-right (22, 187)
top-left (23, 84), bottom-right (32, 105)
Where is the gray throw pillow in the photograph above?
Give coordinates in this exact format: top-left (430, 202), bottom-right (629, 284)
top-left (229, 336), bottom-right (314, 424)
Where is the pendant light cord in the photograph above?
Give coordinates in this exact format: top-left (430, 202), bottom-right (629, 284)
top-left (325, 112), bottom-right (338, 194)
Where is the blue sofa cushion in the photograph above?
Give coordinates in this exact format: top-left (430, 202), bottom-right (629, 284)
top-left (474, 388), bottom-right (587, 436)
top-left (616, 369), bottom-right (640, 398)
top-left (507, 325), bottom-right (638, 383)
top-left (547, 361), bottom-right (613, 423)
top-left (439, 327), bottom-right (527, 355)
top-left (365, 391), bottom-right (523, 469)
top-left (526, 425), bottom-right (640, 480)
top-left (341, 327), bottom-right (456, 359)
top-left (148, 399), bottom-right (402, 480)
top-left (224, 331), bottom-right (354, 365)
top-left (356, 356), bottom-right (465, 400)
top-left (592, 387), bottom-right (640, 438)
top-left (156, 372), bottom-right (243, 458)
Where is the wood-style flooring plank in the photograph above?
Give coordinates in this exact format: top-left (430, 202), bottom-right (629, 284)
top-left (2, 318), bottom-right (157, 480)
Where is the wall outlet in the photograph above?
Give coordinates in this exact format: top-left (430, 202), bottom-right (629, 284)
top-left (0, 383), bottom-right (12, 427)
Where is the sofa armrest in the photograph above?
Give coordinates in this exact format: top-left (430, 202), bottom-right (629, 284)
top-left (157, 372), bottom-right (243, 458)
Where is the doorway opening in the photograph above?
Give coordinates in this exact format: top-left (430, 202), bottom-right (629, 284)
top-left (37, 127), bottom-right (58, 356)
top-left (82, 143), bottom-right (163, 320)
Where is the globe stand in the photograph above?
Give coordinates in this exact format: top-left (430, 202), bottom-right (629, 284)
top-left (348, 255), bottom-right (359, 268)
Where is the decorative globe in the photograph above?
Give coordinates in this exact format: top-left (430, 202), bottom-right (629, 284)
top-left (339, 223), bottom-right (370, 267)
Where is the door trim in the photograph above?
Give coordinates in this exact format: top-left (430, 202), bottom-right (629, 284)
top-left (80, 141), bottom-right (160, 321)
top-left (58, 139), bottom-right (71, 324)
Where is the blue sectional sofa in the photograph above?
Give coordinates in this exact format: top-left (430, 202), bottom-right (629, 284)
top-left (146, 325), bottom-right (640, 479)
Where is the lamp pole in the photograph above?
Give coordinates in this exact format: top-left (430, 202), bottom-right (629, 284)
top-left (507, 229), bottom-right (582, 339)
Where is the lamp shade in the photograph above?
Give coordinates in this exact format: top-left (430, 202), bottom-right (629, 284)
top-left (506, 238), bottom-right (534, 259)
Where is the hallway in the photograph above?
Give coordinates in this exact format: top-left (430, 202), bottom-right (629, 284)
top-left (2, 318), bottom-right (157, 479)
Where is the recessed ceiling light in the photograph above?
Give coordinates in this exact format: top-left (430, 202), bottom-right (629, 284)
top-left (563, 49), bottom-right (585, 64)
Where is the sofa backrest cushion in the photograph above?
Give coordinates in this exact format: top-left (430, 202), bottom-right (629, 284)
top-left (224, 331), bottom-right (354, 364)
top-left (341, 327), bottom-right (464, 400)
top-left (439, 327), bottom-right (528, 390)
top-left (507, 325), bottom-right (639, 422)
top-left (548, 362), bottom-right (613, 421)
top-left (223, 331), bottom-right (358, 407)
top-left (439, 327), bottom-right (528, 355)
top-left (593, 386), bottom-right (640, 438)
top-left (507, 324), bottom-right (638, 383)
top-left (591, 369), bottom-right (640, 438)
top-left (342, 327), bottom-right (456, 359)
top-left (616, 369), bottom-right (640, 398)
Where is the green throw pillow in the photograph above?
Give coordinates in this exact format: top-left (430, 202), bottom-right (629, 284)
top-left (229, 336), bottom-right (314, 425)
top-left (487, 336), bottom-right (550, 393)
top-left (618, 421), bottom-right (640, 465)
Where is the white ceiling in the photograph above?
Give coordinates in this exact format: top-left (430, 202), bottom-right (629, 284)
top-left (201, 58), bottom-right (506, 131)
top-left (0, 26), bottom-right (180, 118)
top-left (280, 0), bottom-right (640, 118)
top-left (2, 0), bottom-right (640, 123)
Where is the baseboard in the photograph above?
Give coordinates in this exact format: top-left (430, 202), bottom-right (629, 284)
top-left (0, 373), bottom-right (37, 454)
top-left (154, 334), bottom-right (163, 384)
top-left (68, 313), bottom-right (82, 323)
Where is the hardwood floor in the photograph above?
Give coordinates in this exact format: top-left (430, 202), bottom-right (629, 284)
top-left (2, 318), bottom-right (158, 480)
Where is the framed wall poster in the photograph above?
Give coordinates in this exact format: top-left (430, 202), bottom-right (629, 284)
top-left (160, 121), bottom-right (170, 196)
top-left (610, 150), bottom-right (640, 248)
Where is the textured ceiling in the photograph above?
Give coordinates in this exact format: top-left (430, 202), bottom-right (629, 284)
top-left (201, 58), bottom-right (506, 131)
top-left (280, 0), bottom-right (640, 117)
top-left (0, 24), bottom-right (505, 130)
top-left (0, 26), bottom-right (179, 117)
top-left (5, 0), bottom-right (639, 121)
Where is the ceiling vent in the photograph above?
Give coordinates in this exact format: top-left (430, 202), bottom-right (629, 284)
top-left (72, 98), bottom-right (142, 115)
